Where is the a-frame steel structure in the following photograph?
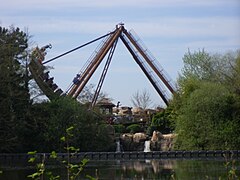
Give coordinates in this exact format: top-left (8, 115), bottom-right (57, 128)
top-left (29, 24), bottom-right (175, 107)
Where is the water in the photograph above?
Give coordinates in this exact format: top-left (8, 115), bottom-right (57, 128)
top-left (144, 140), bottom-right (151, 152)
top-left (1, 158), bottom-right (239, 179)
top-left (116, 140), bottom-right (121, 152)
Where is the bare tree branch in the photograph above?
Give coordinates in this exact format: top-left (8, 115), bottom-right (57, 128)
top-left (131, 89), bottom-right (152, 109)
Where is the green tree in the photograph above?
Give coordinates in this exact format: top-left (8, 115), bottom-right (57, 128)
top-left (226, 52), bottom-right (240, 94)
top-left (126, 124), bottom-right (142, 133)
top-left (174, 82), bottom-right (240, 150)
top-left (173, 49), bottom-right (240, 150)
top-left (0, 26), bottom-right (31, 152)
top-left (31, 97), bottom-right (114, 152)
top-left (181, 49), bottom-right (213, 80)
top-left (151, 108), bottom-right (175, 134)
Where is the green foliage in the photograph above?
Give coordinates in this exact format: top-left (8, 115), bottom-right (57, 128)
top-left (94, 124), bottom-right (115, 151)
top-left (146, 125), bottom-right (158, 136)
top-left (0, 26), bottom-right (114, 153)
top-left (151, 108), bottom-right (175, 134)
top-left (126, 124), bottom-right (142, 133)
top-left (181, 49), bottom-right (212, 80)
top-left (0, 26), bottom-right (31, 153)
top-left (30, 97), bottom-right (111, 152)
top-left (28, 126), bottom-right (94, 180)
top-left (114, 124), bottom-right (126, 134)
top-left (61, 126), bottom-right (91, 180)
top-left (227, 53), bottom-right (240, 95)
top-left (27, 152), bottom-right (50, 180)
top-left (173, 50), bottom-right (240, 150)
top-left (222, 153), bottom-right (239, 180)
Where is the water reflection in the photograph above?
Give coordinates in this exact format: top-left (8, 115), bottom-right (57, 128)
top-left (121, 159), bottom-right (174, 174)
top-left (0, 158), bottom-right (239, 179)
top-left (83, 159), bottom-right (239, 180)
top-left (118, 160), bottom-right (175, 179)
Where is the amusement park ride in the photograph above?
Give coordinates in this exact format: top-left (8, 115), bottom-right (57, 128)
top-left (29, 23), bottom-right (175, 108)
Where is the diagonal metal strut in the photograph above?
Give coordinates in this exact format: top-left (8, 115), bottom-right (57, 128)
top-left (90, 38), bottom-right (119, 109)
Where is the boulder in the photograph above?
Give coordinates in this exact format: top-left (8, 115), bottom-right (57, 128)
top-left (120, 133), bottom-right (147, 151)
top-left (150, 133), bottom-right (175, 151)
top-left (151, 131), bottom-right (163, 142)
top-left (133, 133), bottom-right (147, 143)
top-left (121, 133), bottom-right (133, 142)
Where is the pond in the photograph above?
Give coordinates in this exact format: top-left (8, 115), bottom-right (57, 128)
top-left (0, 158), bottom-right (239, 179)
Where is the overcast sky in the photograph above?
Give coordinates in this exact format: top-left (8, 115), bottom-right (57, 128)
top-left (1, 0), bottom-right (240, 107)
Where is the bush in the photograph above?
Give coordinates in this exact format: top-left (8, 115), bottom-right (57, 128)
top-left (151, 110), bottom-right (174, 134)
top-left (114, 124), bottom-right (126, 134)
top-left (95, 124), bottom-right (115, 151)
top-left (126, 124), bottom-right (142, 133)
top-left (30, 97), bottom-right (111, 152)
top-left (175, 82), bottom-right (240, 150)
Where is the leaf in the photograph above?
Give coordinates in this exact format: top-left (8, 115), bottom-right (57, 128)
top-left (62, 160), bottom-right (67, 164)
top-left (67, 146), bottom-right (79, 152)
top-left (86, 175), bottom-right (96, 180)
top-left (27, 172), bottom-right (40, 179)
top-left (81, 158), bottom-right (89, 165)
top-left (60, 136), bottom-right (66, 142)
top-left (47, 171), bottom-right (60, 180)
top-left (66, 126), bottom-right (74, 133)
top-left (28, 157), bottom-right (36, 163)
top-left (37, 163), bottom-right (45, 170)
top-left (69, 164), bottom-right (79, 169)
top-left (50, 151), bottom-right (57, 159)
top-left (66, 126), bottom-right (74, 136)
top-left (28, 151), bottom-right (37, 155)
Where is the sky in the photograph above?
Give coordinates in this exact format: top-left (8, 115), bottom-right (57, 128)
top-left (1, 0), bottom-right (240, 107)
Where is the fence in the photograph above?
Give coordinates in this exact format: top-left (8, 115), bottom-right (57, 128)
top-left (1, 150), bottom-right (239, 162)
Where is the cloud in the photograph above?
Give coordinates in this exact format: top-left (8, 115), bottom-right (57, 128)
top-left (1, 0), bottom-right (239, 11)
top-left (128, 17), bottom-right (240, 38)
top-left (2, 16), bottom-right (239, 39)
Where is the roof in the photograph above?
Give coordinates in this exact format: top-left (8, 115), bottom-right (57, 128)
top-left (97, 98), bottom-right (115, 107)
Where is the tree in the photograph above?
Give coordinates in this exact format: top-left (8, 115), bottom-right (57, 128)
top-left (175, 50), bottom-right (240, 110)
top-left (131, 89), bottom-right (152, 109)
top-left (180, 49), bottom-right (240, 85)
top-left (181, 49), bottom-right (213, 80)
top-left (30, 97), bottom-right (114, 152)
top-left (225, 51), bottom-right (240, 94)
top-left (0, 26), bottom-right (31, 152)
top-left (174, 82), bottom-right (240, 150)
top-left (151, 107), bottom-right (175, 134)
top-left (173, 49), bottom-right (240, 150)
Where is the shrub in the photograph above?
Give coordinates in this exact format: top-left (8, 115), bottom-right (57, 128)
top-left (126, 124), bottom-right (142, 133)
top-left (114, 124), bottom-right (126, 134)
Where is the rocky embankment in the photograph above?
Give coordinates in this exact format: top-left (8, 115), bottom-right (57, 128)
top-left (120, 131), bottom-right (175, 151)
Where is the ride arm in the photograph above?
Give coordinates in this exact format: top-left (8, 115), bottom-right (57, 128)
top-left (122, 30), bottom-right (175, 94)
top-left (68, 25), bottom-right (124, 98)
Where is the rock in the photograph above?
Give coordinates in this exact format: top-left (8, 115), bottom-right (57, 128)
top-left (150, 133), bottom-right (175, 151)
top-left (133, 133), bottom-right (147, 143)
top-left (121, 133), bottom-right (133, 142)
top-left (151, 131), bottom-right (163, 142)
top-left (161, 134), bottom-right (175, 151)
top-left (120, 133), bottom-right (133, 151)
top-left (119, 132), bottom-right (176, 151)
top-left (120, 133), bottom-right (147, 151)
